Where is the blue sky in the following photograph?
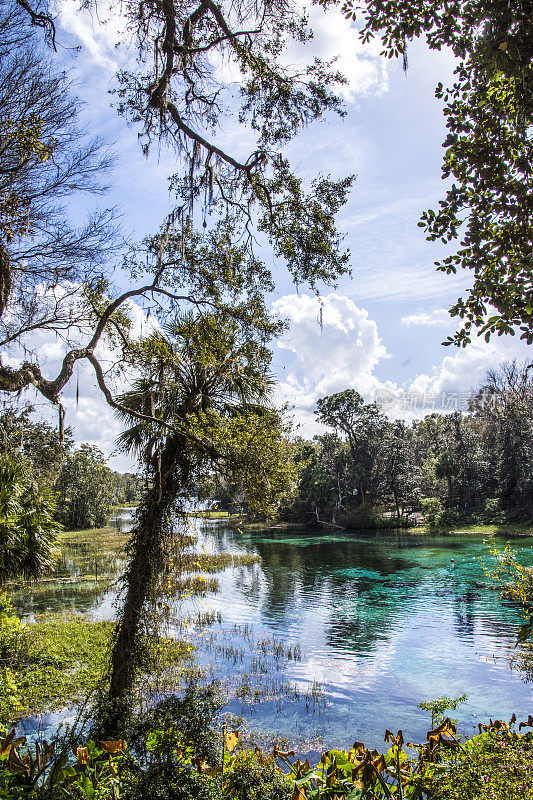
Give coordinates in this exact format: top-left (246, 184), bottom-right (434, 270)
top-left (26, 2), bottom-right (531, 469)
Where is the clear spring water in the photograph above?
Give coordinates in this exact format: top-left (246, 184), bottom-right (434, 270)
top-left (13, 515), bottom-right (533, 754)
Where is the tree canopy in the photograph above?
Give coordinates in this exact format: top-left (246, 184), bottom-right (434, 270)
top-left (0, 0), bottom-right (353, 444)
top-left (342, 0), bottom-right (533, 346)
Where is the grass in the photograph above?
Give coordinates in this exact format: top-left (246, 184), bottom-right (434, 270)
top-left (404, 522), bottom-right (533, 536)
top-left (9, 613), bottom-right (193, 720)
top-left (187, 510), bottom-right (241, 519)
top-left (179, 552), bottom-right (261, 573)
top-left (59, 526), bottom-right (130, 552)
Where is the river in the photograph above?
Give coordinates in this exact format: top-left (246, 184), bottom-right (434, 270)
top-left (12, 513), bottom-right (533, 755)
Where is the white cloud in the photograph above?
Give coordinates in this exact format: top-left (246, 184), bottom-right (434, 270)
top-left (282, 6), bottom-right (389, 101)
top-left (401, 308), bottom-right (450, 327)
top-left (371, 329), bottom-right (531, 419)
top-left (272, 292), bottom-right (532, 434)
top-left (56, 0), bottom-right (127, 72)
top-left (207, 4), bottom-right (389, 101)
top-left (272, 293), bottom-right (393, 434)
top-left (407, 334), bottom-right (530, 399)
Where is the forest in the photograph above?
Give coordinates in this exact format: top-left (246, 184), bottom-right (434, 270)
top-left (0, 0), bottom-right (532, 799)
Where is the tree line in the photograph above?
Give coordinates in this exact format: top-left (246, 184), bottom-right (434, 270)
top-left (282, 361), bottom-right (533, 529)
top-left (0, 404), bottom-right (143, 535)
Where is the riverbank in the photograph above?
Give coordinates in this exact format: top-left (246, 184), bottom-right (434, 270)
top-left (404, 522), bottom-right (533, 537)
top-left (236, 519), bottom-right (533, 537)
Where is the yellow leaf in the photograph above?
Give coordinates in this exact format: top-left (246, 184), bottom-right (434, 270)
top-left (0, 730), bottom-right (16, 758)
top-left (225, 731), bottom-right (239, 752)
top-left (99, 740), bottom-right (127, 753)
top-left (75, 746), bottom-right (90, 765)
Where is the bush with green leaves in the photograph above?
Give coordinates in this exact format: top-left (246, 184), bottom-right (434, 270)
top-left (420, 497), bottom-right (443, 525)
top-left (0, 455), bottom-right (60, 584)
top-left (224, 749), bottom-right (291, 800)
top-left (0, 592), bottom-right (27, 723)
top-left (56, 444), bottom-right (120, 531)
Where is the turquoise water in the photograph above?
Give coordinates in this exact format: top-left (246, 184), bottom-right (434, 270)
top-left (14, 518), bottom-right (533, 754)
top-left (177, 523), bottom-right (533, 751)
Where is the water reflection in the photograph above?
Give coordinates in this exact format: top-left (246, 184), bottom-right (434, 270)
top-left (190, 524), bottom-right (533, 748)
top-left (14, 517), bottom-right (533, 752)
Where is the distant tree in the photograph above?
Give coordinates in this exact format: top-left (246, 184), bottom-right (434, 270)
top-left (316, 390), bottom-right (388, 505)
top-left (344, 0), bottom-right (533, 345)
top-left (0, 455), bottom-right (59, 584)
top-left (289, 433), bottom-right (354, 526)
top-left (56, 444), bottom-right (117, 530)
top-left (470, 361), bottom-right (533, 515)
top-left (381, 421), bottom-right (421, 516)
top-left (0, 404), bottom-right (72, 491)
top-left (124, 474), bottom-right (143, 503)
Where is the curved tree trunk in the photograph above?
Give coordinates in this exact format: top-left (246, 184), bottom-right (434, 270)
top-left (0, 244), bottom-right (11, 318)
top-left (98, 432), bottom-right (189, 736)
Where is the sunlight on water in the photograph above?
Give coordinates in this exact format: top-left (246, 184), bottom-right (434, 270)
top-left (14, 517), bottom-right (533, 753)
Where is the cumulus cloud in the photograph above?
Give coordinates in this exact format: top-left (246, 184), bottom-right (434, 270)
top-left (208, 3), bottom-right (388, 101)
top-left (401, 308), bottom-right (451, 327)
top-left (282, 5), bottom-right (389, 101)
top-left (271, 292), bottom-right (532, 435)
top-left (373, 330), bottom-right (531, 420)
top-left (272, 293), bottom-right (393, 434)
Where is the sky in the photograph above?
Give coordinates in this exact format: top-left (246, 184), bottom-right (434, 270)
top-left (22, 2), bottom-right (532, 470)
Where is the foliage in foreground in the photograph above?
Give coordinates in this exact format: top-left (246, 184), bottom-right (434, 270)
top-left (2, 682), bottom-right (533, 800)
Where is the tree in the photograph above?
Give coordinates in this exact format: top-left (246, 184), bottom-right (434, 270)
top-left (56, 444), bottom-right (119, 530)
top-left (99, 311), bottom-right (296, 733)
top-left (0, 403), bottom-right (72, 492)
top-left (5, 1), bottom-right (352, 733)
top-left (0, 455), bottom-right (59, 584)
top-left (381, 420), bottom-right (421, 516)
top-left (342, 0), bottom-right (533, 345)
top-left (0, 4), bottom-right (119, 413)
top-left (316, 390), bottom-right (388, 505)
top-left (0, 0), bottom-right (353, 427)
top-left (284, 434), bottom-right (347, 526)
top-left (470, 361), bottom-right (533, 515)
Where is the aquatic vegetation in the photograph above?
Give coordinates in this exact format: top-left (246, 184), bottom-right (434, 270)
top-left (179, 552), bottom-right (261, 573)
top-left (0, 612), bottom-right (194, 723)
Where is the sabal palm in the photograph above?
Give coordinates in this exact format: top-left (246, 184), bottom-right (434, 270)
top-left (115, 312), bottom-right (273, 467)
top-left (0, 456), bottom-right (59, 584)
top-left (99, 313), bottom-right (275, 733)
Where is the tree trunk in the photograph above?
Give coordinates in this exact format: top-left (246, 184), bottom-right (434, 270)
top-left (98, 433), bottom-right (188, 736)
top-left (0, 245), bottom-right (11, 318)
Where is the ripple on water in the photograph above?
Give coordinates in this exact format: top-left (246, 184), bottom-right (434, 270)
top-left (15, 523), bottom-right (533, 753)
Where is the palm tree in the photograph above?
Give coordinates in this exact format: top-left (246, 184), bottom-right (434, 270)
top-left (99, 312), bottom-right (273, 734)
top-left (0, 456), bottom-right (59, 585)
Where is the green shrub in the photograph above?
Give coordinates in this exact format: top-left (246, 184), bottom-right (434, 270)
top-left (225, 749), bottom-right (291, 800)
top-left (482, 498), bottom-right (506, 524)
top-left (420, 497), bottom-right (443, 524)
top-left (0, 592), bottom-right (26, 723)
top-left (122, 763), bottom-right (222, 800)
top-left (0, 592), bottom-right (26, 664)
top-left (434, 727), bottom-right (533, 800)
